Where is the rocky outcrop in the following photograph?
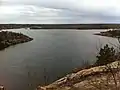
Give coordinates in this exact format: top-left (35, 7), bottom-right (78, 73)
top-left (0, 31), bottom-right (33, 50)
top-left (37, 61), bottom-right (120, 90)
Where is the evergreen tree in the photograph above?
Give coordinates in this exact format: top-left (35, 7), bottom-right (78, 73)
top-left (95, 44), bottom-right (116, 66)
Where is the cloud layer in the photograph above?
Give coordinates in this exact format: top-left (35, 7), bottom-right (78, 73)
top-left (1, 0), bottom-right (120, 24)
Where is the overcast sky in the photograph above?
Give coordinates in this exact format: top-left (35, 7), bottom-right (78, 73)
top-left (0, 0), bottom-right (120, 24)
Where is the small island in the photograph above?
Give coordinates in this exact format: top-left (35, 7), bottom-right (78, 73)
top-left (94, 29), bottom-right (120, 38)
top-left (0, 31), bottom-right (33, 50)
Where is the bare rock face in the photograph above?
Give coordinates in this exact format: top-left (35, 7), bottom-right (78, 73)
top-left (37, 61), bottom-right (120, 90)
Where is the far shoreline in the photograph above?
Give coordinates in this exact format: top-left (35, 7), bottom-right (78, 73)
top-left (0, 24), bottom-right (120, 29)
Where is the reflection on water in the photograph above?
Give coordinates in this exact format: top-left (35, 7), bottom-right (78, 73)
top-left (0, 29), bottom-right (118, 90)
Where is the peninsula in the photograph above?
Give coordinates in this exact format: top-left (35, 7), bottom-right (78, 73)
top-left (94, 29), bottom-right (120, 38)
top-left (0, 31), bottom-right (33, 50)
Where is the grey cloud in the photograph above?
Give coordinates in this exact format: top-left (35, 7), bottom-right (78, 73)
top-left (1, 0), bottom-right (120, 23)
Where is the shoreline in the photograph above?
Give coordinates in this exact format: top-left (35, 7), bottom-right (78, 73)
top-left (37, 29), bottom-right (120, 90)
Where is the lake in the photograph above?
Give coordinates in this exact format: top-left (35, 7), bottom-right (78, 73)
top-left (0, 29), bottom-right (118, 90)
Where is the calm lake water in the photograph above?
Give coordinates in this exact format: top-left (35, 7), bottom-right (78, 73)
top-left (0, 29), bottom-right (118, 90)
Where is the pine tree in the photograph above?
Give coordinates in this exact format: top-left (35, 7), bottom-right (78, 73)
top-left (95, 44), bottom-right (116, 66)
